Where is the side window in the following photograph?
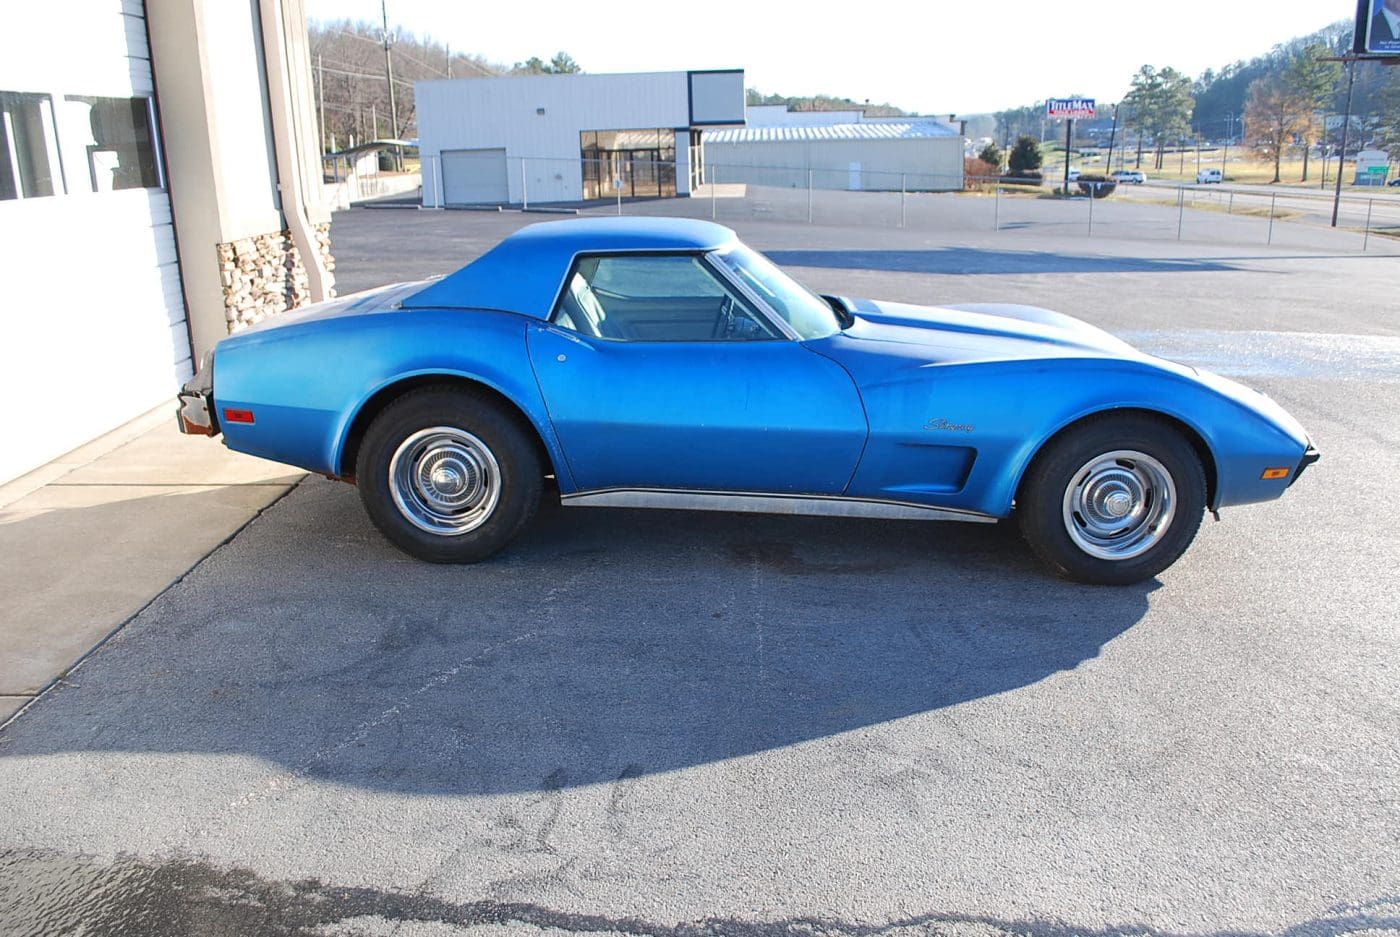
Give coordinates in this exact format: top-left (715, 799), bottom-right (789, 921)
top-left (551, 254), bottom-right (778, 342)
top-left (1, 92), bottom-right (61, 200)
top-left (62, 96), bottom-right (161, 192)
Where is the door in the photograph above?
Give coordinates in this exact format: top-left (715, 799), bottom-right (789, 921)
top-left (526, 254), bottom-right (867, 494)
top-left (0, 11), bottom-right (191, 483)
top-left (441, 147), bottom-right (508, 204)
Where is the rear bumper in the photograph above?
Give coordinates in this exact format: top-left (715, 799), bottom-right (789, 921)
top-left (176, 389), bottom-right (218, 436)
top-left (175, 355), bottom-right (218, 436)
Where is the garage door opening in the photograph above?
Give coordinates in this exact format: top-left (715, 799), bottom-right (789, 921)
top-left (441, 147), bottom-right (508, 205)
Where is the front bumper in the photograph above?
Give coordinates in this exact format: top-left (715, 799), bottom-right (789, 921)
top-left (1289, 444), bottom-right (1320, 487)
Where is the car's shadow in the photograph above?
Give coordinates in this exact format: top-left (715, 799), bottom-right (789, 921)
top-left (1, 478), bottom-right (1153, 795)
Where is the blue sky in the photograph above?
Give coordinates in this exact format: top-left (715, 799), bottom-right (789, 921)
top-left (306, 0), bottom-right (1349, 114)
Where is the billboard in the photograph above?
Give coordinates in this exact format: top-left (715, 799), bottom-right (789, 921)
top-left (1046, 98), bottom-right (1096, 119)
top-left (688, 70), bottom-right (746, 126)
top-left (1356, 0), bottom-right (1400, 55)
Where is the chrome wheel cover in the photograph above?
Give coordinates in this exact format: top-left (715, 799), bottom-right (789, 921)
top-left (388, 427), bottom-right (501, 535)
top-left (1062, 449), bottom-right (1176, 561)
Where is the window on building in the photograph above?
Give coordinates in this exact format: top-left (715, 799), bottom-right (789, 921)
top-left (63, 95), bottom-right (160, 192)
top-left (1, 92), bottom-right (60, 200)
top-left (580, 129), bottom-right (677, 200)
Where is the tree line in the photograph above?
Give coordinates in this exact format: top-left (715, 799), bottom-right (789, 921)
top-left (745, 89), bottom-right (910, 117)
top-left (993, 18), bottom-right (1400, 183)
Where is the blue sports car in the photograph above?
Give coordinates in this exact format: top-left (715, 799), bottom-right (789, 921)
top-left (177, 217), bottom-right (1317, 584)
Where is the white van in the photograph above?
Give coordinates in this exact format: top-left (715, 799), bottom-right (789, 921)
top-left (1196, 168), bottom-right (1223, 184)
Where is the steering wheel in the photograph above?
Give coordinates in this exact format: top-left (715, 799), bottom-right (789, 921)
top-left (712, 296), bottom-right (736, 339)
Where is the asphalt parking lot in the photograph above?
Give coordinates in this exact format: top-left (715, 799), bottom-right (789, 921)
top-left (1, 202), bottom-right (1397, 936)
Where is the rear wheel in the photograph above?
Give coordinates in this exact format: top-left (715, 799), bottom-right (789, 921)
top-left (356, 387), bottom-right (542, 562)
top-left (1018, 415), bottom-right (1206, 584)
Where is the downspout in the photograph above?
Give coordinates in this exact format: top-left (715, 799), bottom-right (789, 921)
top-left (257, 0), bottom-right (333, 303)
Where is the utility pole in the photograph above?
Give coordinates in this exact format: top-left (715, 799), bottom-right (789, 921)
top-left (1222, 114), bottom-right (1231, 173)
top-left (446, 43), bottom-right (452, 79)
top-left (1332, 59), bottom-right (1356, 227)
top-left (1104, 105), bottom-right (1119, 177)
top-left (1058, 119), bottom-right (1069, 194)
top-left (1321, 111), bottom-right (1330, 190)
top-left (381, 0), bottom-right (402, 169)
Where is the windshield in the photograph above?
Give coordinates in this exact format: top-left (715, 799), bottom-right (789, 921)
top-left (710, 245), bottom-right (842, 340)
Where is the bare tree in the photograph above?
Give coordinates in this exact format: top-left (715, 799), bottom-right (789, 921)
top-left (309, 19), bottom-right (502, 150)
top-left (1244, 72), bottom-right (1313, 183)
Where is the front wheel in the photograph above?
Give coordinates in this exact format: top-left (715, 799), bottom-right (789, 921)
top-left (1018, 415), bottom-right (1206, 585)
top-left (356, 387), bottom-right (542, 563)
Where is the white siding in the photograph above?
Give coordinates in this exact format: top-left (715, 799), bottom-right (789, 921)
top-left (0, 2), bottom-right (190, 482)
top-left (416, 72), bottom-right (696, 205)
top-left (702, 138), bottom-right (965, 192)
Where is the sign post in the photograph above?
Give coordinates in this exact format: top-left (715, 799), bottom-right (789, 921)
top-left (1047, 98), bottom-right (1096, 196)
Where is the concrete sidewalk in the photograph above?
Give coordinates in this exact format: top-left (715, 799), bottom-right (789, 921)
top-left (0, 407), bottom-right (303, 723)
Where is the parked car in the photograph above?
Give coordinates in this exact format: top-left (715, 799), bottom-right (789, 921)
top-left (1196, 168), bottom-right (1224, 184)
top-left (1388, 177), bottom-right (1400, 187)
top-left (177, 218), bottom-right (1318, 584)
top-left (1112, 169), bottom-right (1147, 184)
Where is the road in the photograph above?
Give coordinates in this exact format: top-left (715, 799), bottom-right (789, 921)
top-left (1, 207), bottom-right (1396, 937)
top-left (1110, 180), bottom-right (1400, 233)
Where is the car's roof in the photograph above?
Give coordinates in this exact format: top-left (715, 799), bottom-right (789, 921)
top-left (402, 216), bottom-right (738, 316)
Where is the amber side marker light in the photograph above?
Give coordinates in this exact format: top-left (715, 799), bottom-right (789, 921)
top-left (223, 408), bottom-right (255, 424)
top-left (1261, 467), bottom-right (1290, 480)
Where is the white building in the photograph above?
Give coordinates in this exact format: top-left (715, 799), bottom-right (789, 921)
top-left (415, 70), bottom-right (746, 207)
top-left (1, 0), bottom-right (332, 484)
top-left (702, 119), bottom-right (965, 192)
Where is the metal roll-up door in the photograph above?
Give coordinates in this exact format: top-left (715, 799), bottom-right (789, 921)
top-left (441, 148), bottom-right (508, 205)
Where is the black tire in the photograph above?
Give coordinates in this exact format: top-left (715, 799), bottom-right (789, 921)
top-left (355, 387), bottom-right (543, 563)
top-left (1018, 414), bottom-right (1206, 585)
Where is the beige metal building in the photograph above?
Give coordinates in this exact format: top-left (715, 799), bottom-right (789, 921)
top-left (702, 121), bottom-right (964, 192)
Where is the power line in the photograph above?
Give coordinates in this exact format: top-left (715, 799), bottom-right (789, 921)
top-left (391, 45), bottom-right (446, 78)
top-left (316, 61), bottom-right (415, 89)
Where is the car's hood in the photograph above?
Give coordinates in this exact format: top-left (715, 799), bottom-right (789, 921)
top-left (826, 298), bottom-right (1150, 366)
top-left (812, 298), bottom-right (1309, 448)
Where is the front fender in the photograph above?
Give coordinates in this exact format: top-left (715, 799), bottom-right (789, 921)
top-left (991, 360), bottom-right (1310, 514)
top-left (844, 356), bottom-right (1309, 516)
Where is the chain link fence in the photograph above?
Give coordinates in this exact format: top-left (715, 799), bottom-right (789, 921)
top-left (410, 154), bottom-right (1400, 250)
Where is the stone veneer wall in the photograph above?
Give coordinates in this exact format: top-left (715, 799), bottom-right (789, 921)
top-left (217, 223), bottom-right (336, 333)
